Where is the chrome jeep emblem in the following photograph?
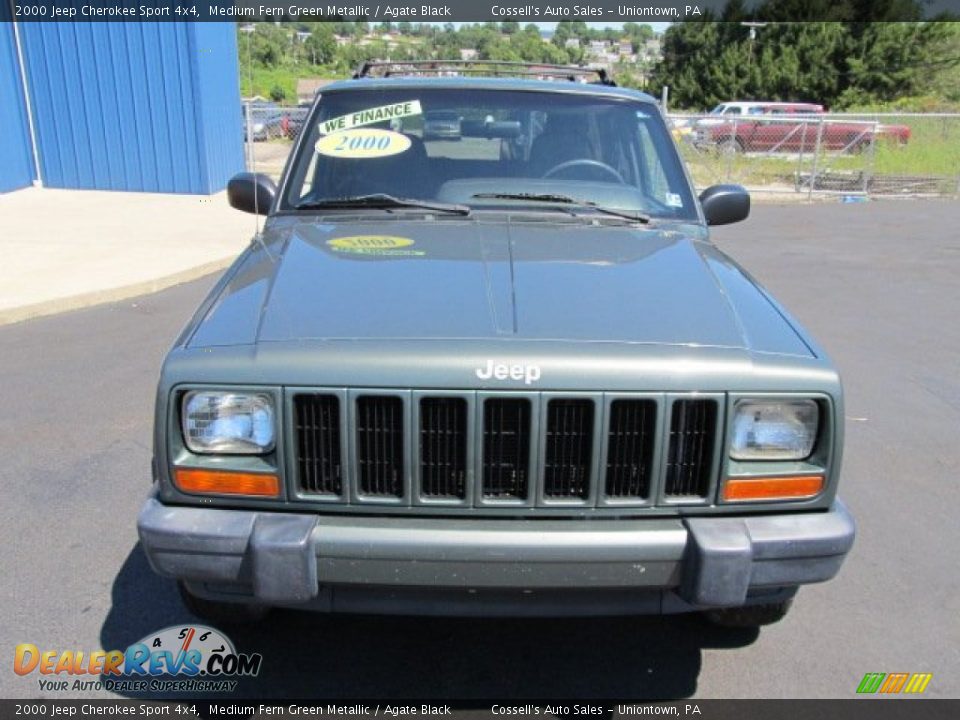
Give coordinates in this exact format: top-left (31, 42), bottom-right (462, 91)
top-left (475, 360), bottom-right (541, 385)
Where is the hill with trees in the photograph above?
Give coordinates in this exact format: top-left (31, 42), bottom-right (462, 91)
top-left (237, 21), bottom-right (658, 101)
top-left (237, 13), bottom-right (960, 112)
top-left (649, 1), bottom-right (960, 110)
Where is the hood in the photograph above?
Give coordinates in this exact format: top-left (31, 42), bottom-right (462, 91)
top-left (186, 217), bottom-right (813, 358)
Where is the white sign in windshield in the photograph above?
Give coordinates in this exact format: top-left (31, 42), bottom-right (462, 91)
top-left (319, 100), bottom-right (423, 135)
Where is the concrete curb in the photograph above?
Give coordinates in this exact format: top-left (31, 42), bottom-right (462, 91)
top-left (0, 256), bottom-right (234, 327)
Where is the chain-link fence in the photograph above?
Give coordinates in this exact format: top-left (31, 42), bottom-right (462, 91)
top-left (242, 101), bottom-right (311, 181)
top-left (668, 112), bottom-right (960, 198)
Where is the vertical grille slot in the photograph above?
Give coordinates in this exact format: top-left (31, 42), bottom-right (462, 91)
top-left (482, 398), bottom-right (531, 500)
top-left (356, 396), bottom-right (404, 498)
top-left (605, 399), bottom-right (657, 499)
top-left (664, 399), bottom-right (717, 498)
top-left (419, 397), bottom-right (467, 499)
top-left (543, 399), bottom-right (594, 499)
top-left (294, 394), bottom-right (342, 496)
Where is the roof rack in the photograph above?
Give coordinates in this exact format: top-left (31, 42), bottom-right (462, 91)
top-left (352, 60), bottom-right (616, 86)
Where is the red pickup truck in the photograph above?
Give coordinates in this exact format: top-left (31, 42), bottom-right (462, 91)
top-left (693, 102), bottom-right (910, 153)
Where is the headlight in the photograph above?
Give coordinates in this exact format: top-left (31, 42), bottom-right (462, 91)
top-left (182, 391), bottom-right (275, 454)
top-left (730, 400), bottom-right (818, 460)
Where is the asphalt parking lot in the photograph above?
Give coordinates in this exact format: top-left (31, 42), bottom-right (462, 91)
top-left (1, 200), bottom-right (957, 700)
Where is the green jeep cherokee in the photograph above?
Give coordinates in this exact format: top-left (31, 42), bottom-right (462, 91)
top-left (138, 62), bottom-right (855, 627)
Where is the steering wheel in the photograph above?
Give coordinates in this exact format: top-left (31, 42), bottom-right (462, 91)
top-left (542, 159), bottom-right (624, 183)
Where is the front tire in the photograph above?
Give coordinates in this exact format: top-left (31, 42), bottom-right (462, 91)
top-left (178, 582), bottom-right (270, 625)
top-left (704, 598), bottom-right (793, 628)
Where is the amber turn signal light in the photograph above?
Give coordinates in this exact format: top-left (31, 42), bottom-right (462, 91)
top-left (722, 475), bottom-right (824, 502)
top-left (174, 468), bottom-right (280, 497)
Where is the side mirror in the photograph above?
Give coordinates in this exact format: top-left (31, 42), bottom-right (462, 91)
top-left (699, 184), bottom-right (750, 226)
top-left (227, 172), bottom-right (277, 216)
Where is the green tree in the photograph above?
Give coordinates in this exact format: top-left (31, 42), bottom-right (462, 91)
top-left (247, 24), bottom-right (288, 68)
top-left (303, 24), bottom-right (336, 66)
top-left (623, 22), bottom-right (654, 52)
top-left (650, 3), bottom-right (957, 110)
top-left (839, 22), bottom-right (953, 105)
top-left (917, 23), bottom-right (960, 104)
top-left (568, 21), bottom-right (590, 40)
top-left (552, 21), bottom-right (573, 48)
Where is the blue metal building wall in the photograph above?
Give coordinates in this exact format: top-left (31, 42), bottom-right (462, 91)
top-left (17, 22), bottom-right (243, 194)
top-left (0, 23), bottom-right (34, 193)
top-left (190, 23), bottom-right (246, 192)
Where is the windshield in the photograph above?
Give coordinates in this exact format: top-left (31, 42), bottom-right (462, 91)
top-left (282, 87), bottom-right (698, 221)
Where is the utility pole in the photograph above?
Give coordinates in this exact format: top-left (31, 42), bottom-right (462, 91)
top-left (741, 21), bottom-right (768, 63)
top-left (740, 21), bottom-right (768, 96)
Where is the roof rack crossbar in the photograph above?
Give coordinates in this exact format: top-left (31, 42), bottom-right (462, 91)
top-left (353, 60), bottom-right (615, 86)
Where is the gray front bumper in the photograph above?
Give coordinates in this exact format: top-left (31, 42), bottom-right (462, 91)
top-left (137, 497), bottom-right (854, 614)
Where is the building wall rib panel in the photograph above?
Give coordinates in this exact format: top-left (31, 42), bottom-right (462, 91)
top-left (17, 21), bottom-right (242, 194)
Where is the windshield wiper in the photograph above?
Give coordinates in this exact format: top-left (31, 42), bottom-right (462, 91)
top-left (472, 192), bottom-right (650, 223)
top-left (294, 194), bottom-right (470, 216)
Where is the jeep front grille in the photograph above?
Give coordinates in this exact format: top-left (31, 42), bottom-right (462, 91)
top-left (664, 399), bottom-right (718, 498)
top-left (294, 394), bottom-right (342, 496)
top-left (291, 391), bottom-right (720, 510)
top-left (482, 398), bottom-right (531, 500)
top-left (605, 399), bottom-right (657, 499)
top-left (356, 396), bottom-right (404, 498)
top-left (543, 399), bottom-right (594, 499)
top-left (419, 397), bottom-right (468, 499)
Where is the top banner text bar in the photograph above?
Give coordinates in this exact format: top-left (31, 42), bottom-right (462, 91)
top-left (4, 0), bottom-right (959, 22)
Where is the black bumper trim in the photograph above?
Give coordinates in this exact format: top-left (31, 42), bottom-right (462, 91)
top-left (138, 496), bottom-right (854, 613)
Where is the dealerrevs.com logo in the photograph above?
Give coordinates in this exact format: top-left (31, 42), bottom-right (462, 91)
top-left (14, 625), bottom-right (262, 693)
top-left (856, 672), bottom-right (933, 694)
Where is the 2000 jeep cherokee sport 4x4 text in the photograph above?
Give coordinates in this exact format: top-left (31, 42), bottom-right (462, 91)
top-left (138, 62), bottom-right (855, 627)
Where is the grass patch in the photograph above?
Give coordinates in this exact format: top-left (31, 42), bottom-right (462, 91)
top-left (239, 65), bottom-right (343, 104)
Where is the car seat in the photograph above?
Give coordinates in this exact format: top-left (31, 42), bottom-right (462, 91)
top-left (528, 114), bottom-right (600, 177)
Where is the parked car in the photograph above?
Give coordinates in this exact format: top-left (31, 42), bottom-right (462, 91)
top-left (701, 101), bottom-right (824, 122)
top-left (694, 101), bottom-right (910, 153)
top-left (283, 103), bottom-right (312, 140)
top-left (139, 63), bottom-right (854, 628)
top-left (242, 104), bottom-right (287, 142)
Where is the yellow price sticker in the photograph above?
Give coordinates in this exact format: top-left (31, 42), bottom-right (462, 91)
top-left (327, 236), bottom-right (424, 256)
top-left (315, 129), bottom-right (411, 159)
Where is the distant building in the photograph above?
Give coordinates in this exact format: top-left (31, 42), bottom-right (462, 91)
top-left (588, 40), bottom-right (608, 55)
top-left (459, 48), bottom-right (478, 61)
top-left (564, 38), bottom-right (580, 49)
top-left (643, 37), bottom-right (663, 62)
